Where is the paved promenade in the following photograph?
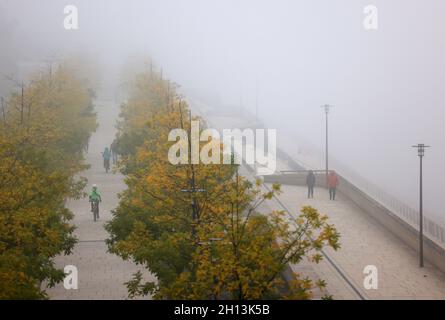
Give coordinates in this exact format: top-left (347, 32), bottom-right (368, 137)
top-left (265, 183), bottom-right (445, 299)
top-left (46, 98), bottom-right (155, 299)
top-left (46, 97), bottom-right (445, 300)
top-left (197, 102), bottom-right (445, 300)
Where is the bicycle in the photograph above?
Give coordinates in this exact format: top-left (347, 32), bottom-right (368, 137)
top-left (91, 199), bottom-right (100, 221)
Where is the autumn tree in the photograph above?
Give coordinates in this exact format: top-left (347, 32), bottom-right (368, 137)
top-left (106, 67), bottom-right (340, 300)
top-left (0, 64), bottom-right (97, 299)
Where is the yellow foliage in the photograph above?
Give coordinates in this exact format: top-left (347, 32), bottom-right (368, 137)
top-left (106, 68), bottom-right (340, 300)
top-left (0, 64), bottom-right (97, 299)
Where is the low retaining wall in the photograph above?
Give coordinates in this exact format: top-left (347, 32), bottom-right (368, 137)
top-left (263, 172), bottom-right (445, 274)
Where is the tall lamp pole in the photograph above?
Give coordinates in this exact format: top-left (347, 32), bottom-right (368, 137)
top-left (255, 76), bottom-right (258, 119)
top-left (412, 143), bottom-right (430, 268)
top-left (321, 104), bottom-right (333, 182)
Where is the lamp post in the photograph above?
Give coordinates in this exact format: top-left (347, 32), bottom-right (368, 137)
top-left (321, 104), bottom-right (333, 182)
top-left (412, 143), bottom-right (430, 267)
top-left (255, 76), bottom-right (258, 119)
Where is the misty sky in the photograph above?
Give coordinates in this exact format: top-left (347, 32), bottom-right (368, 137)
top-left (1, 0), bottom-right (444, 221)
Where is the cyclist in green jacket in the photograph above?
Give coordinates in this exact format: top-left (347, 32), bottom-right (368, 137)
top-left (89, 184), bottom-right (102, 215)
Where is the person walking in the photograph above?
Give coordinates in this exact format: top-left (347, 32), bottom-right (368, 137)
top-left (327, 171), bottom-right (339, 200)
top-left (102, 147), bottom-right (111, 173)
top-left (110, 140), bottom-right (118, 165)
top-left (306, 170), bottom-right (316, 198)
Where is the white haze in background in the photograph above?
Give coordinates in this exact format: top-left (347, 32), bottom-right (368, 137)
top-left (0, 0), bottom-right (444, 221)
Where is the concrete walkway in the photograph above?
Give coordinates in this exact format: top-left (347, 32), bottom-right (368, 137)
top-left (193, 101), bottom-right (445, 300)
top-left (46, 98), bottom-right (154, 299)
top-left (45, 96), bottom-right (445, 299)
top-left (266, 183), bottom-right (445, 299)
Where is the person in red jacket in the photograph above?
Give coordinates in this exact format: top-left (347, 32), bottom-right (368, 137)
top-left (327, 171), bottom-right (339, 200)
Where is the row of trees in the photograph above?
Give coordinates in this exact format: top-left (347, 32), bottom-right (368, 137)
top-left (106, 68), bottom-right (341, 299)
top-left (0, 66), bottom-right (97, 299)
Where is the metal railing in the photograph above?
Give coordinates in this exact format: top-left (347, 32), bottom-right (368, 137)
top-left (279, 165), bottom-right (445, 249)
top-left (337, 169), bottom-right (445, 247)
top-left (189, 99), bottom-right (445, 249)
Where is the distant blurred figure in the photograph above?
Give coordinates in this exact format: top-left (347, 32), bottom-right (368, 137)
top-left (83, 140), bottom-right (89, 153)
top-left (110, 140), bottom-right (118, 165)
top-left (102, 147), bottom-right (111, 173)
top-left (327, 171), bottom-right (339, 200)
top-left (306, 170), bottom-right (316, 198)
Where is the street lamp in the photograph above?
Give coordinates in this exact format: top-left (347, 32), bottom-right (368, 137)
top-left (412, 143), bottom-right (430, 267)
top-left (255, 76), bottom-right (259, 119)
top-left (181, 188), bottom-right (206, 221)
top-left (321, 104), bottom-right (333, 182)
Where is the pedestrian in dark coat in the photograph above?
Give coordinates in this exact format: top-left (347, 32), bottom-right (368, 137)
top-left (306, 170), bottom-right (316, 198)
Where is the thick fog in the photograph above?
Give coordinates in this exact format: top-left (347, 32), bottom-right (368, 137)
top-left (1, 0), bottom-right (444, 222)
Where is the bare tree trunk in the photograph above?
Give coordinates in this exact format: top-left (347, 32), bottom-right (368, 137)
top-left (1, 97), bottom-right (5, 123)
top-left (20, 81), bottom-right (24, 125)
